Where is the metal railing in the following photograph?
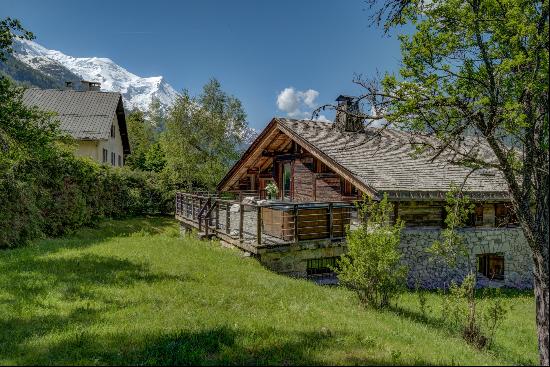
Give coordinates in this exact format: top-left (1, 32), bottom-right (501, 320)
top-left (175, 192), bottom-right (357, 247)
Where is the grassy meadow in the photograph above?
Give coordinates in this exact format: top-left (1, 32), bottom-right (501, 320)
top-left (0, 217), bottom-right (538, 365)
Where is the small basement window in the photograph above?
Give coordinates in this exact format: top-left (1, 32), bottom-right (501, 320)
top-left (477, 253), bottom-right (504, 280)
top-left (307, 257), bottom-right (339, 275)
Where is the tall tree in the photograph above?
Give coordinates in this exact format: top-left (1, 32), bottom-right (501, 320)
top-left (162, 78), bottom-right (248, 190)
top-left (147, 97), bottom-right (167, 134)
top-left (125, 109), bottom-right (155, 171)
top-left (322, 0), bottom-right (548, 363)
top-left (0, 17), bottom-right (33, 62)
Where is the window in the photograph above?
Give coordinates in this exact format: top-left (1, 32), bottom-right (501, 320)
top-left (307, 257), bottom-right (339, 275)
top-left (315, 161), bottom-right (332, 173)
top-left (341, 179), bottom-right (358, 197)
top-left (110, 124), bottom-right (115, 138)
top-left (302, 157), bottom-right (314, 171)
top-left (118, 155), bottom-right (122, 167)
top-left (102, 148), bottom-right (108, 163)
top-left (495, 203), bottom-right (518, 227)
top-left (466, 204), bottom-right (484, 227)
top-left (282, 162), bottom-right (292, 201)
top-left (111, 152), bottom-right (115, 166)
top-left (477, 253), bottom-right (504, 280)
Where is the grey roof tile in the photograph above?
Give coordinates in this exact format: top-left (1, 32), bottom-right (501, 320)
top-left (277, 118), bottom-right (508, 198)
top-left (22, 88), bottom-right (121, 141)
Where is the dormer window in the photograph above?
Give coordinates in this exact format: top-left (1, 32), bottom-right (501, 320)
top-left (111, 124), bottom-right (115, 138)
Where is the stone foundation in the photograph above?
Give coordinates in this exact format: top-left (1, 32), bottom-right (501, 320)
top-left (181, 217), bottom-right (533, 289)
top-left (257, 240), bottom-right (347, 277)
top-left (400, 227), bottom-right (533, 289)
top-left (256, 227), bottom-right (533, 289)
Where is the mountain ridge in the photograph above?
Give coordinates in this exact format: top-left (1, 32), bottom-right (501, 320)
top-left (8, 39), bottom-right (179, 112)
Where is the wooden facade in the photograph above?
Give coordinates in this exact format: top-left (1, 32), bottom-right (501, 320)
top-left (217, 119), bottom-right (516, 229)
top-left (224, 132), bottom-right (361, 204)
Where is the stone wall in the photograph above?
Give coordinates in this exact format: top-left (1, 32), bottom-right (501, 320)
top-left (257, 240), bottom-right (347, 277)
top-left (257, 227), bottom-right (533, 289)
top-left (400, 227), bottom-right (533, 289)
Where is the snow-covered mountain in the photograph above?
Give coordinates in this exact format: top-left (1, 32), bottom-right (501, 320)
top-left (11, 39), bottom-right (179, 112)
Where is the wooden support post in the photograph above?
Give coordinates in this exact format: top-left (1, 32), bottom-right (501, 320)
top-left (205, 198), bottom-right (211, 236)
top-left (191, 197), bottom-right (195, 219)
top-left (328, 202), bottom-right (333, 240)
top-left (226, 204), bottom-right (231, 234)
top-left (257, 206), bottom-right (262, 246)
top-left (239, 204), bottom-right (244, 241)
top-left (293, 204), bottom-right (299, 243)
top-left (215, 201), bottom-right (220, 230)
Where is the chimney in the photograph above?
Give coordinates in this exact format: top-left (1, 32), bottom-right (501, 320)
top-left (334, 95), bottom-right (363, 132)
top-left (81, 80), bottom-right (101, 91)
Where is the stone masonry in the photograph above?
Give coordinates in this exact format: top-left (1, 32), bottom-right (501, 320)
top-left (255, 227), bottom-right (533, 289)
top-left (400, 227), bottom-right (533, 289)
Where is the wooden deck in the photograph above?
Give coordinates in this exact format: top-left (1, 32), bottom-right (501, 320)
top-left (175, 192), bottom-right (357, 254)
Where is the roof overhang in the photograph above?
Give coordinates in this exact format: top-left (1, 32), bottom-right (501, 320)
top-left (217, 118), bottom-right (280, 192)
top-left (277, 121), bottom-right (379, 199)
top-left (217, 118), bottom-right (380, 199)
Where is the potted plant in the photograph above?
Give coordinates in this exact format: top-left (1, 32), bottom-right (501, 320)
top-left (265, 182), bottom-right (279, 201)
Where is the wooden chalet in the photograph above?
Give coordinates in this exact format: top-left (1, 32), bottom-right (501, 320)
top-left (216, 96), bottom-right (515, 228)
top-left (175, 96), bottom-right (520, 279)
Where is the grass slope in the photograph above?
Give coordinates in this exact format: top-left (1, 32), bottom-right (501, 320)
top-left (0, 217), bottom-right (537, 365)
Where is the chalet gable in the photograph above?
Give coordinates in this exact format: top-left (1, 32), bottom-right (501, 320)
top-left (218, 117), bottom-right (509, 201)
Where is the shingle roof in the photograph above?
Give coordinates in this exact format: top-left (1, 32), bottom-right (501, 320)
top-left (277, 118), bottom-right (509, 200)
top-left (22, 89), bottom-right (121, 141)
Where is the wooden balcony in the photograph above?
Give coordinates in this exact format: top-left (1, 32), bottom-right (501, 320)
top-left (175, 192), bottom-right (357, 254)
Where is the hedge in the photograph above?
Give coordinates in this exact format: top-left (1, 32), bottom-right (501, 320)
top-left (0, 150), bottom-right (174, 248)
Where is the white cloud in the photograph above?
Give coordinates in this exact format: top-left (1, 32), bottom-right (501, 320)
top-left (276, 87), bottom-right (321, 120)
top-left (314, 114), bottom-right (331, 123)
top-left (276, 87), bottom-right (300, 115)
top-left (367, 105), bottom-right (389, 128)
top-left (300, 89), bottom-right (319, 108)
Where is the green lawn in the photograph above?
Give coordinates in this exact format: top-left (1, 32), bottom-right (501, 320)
top-left (0, 217), bottom-right (538, 365)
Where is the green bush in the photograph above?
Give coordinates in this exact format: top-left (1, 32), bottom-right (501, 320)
top-left (0, 150), bottom-right (173, 248)
top-left (336, 194), bottom-right (408, 308)
top-left (0, 40), bottom-right (173, 248)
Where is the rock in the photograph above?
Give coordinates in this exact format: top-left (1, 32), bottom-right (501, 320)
top-left (241, 196), bottom-right (256, 205)
top-left (230, 204), bottom-right (240, 212)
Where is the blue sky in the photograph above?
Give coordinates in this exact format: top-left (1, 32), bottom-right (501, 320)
top-left (2, 0), bottom-right (404, 130)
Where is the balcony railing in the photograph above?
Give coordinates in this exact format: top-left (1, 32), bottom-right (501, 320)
top-left (175, 192), bottom-right (357, 248)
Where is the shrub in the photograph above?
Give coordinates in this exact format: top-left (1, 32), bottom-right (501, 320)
top-left (428, 186), bottom-right (509, 349)
top-left (336, 194), bottom-right (407, 308)
top-left (0, 152), bottom-right (173, 248)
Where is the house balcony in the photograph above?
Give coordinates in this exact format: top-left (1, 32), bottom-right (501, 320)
top-left (175, 192), bottom-right (357, 255)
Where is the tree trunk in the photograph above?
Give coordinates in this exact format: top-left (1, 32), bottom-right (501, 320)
top-left (533, 249), bottom-right (549, 366)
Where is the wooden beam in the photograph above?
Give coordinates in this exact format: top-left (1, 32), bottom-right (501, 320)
top-left (277, 122), bottom-right (380, 200)
top-left (217, 119), bottom-right (281, 192)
